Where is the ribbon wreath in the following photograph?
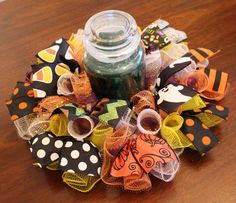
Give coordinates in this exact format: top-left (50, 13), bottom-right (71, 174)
top-left (5, 18), bottom-right (230, 194)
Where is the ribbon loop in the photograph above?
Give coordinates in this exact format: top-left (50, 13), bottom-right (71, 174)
top-left (181, 116), bottom-right (218, 154)
top-left (110, 133), bottom-right (179, 187)
top-left (161, 113), bottom-right (194, 149)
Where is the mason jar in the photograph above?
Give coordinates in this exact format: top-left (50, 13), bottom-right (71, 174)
top-left (83, 10), bottom-right (145, 100)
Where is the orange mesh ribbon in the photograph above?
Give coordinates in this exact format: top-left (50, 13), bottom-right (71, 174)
top-left (71, 72), bottom-right (92, 97)
top-left (68, 72), bottom-right (97, 111)
top-left (101, 125), bottom-right (131, 187)
top-left (36, 96), bottom-right (70, 119)
top-left (130, 90), bottom-right (156, 115)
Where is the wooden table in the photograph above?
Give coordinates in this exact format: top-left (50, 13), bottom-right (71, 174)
top-left (0, 0), bottom-right (236, 202)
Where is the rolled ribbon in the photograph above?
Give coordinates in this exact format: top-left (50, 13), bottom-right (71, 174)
top-left (47, 114), bottom-right (69, 136)
top-left (198, 67), bottom-right (229, 101)
top-left (174, 59), bottom-right (197, 82)
top-left (13, 113), bottom-right (37, 140)
top-left (161, 43), bottom-right (189, 61)
top-left (197, 59), bottom-right (209, 68)
top-left (71, 72), bottom-right (93, 97)
top-left (180, 70), bottom-right (209, 93)
top-left (144, 50), bottom-right (162, 88)
top-left (130, 90), bottom-right (156, 115)
top-left (101, 125), bottom-right (131, 187)
top-left (37, 95), bottom-right (70, 119)
top-left (151, 158), bottom-right (180, 182)
top-left (57, 73), bottom-right (74, 96)
top-left (62, 172), bottom-right (100, 193)
top-left (68, 115), bottom-right (95, 141)
top-left (162, 27), bottom-right (187, 44)
top-left (161, 113), bottom-right (194, 149)
top-left (155, 57), bottom-right (192, 90)
top-left (181, 94), bottom-right (206, 112)
top-left (27, 116), bottom-right (50, 138)
top-left (137, 109), bottom-right (161, 135)
top-left (110, 134), bottom-right (179, 188)
top-left (67, 29), bottom-right (85, 68)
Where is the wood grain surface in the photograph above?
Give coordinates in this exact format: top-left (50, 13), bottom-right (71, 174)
top-left (0, 0), bottom-right (236, 202)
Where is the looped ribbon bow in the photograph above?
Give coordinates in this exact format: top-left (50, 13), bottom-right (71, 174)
top-left (153, 47), bottom-right (229, 101)
top-left (32, 38), bottom-right (80, 98)
top-left (5, 35), bottom-right (89, 140)
top-left (5, 82), bottom-right (39, 140)
top-left (159, 91), bottom-right (229, 154)
top-left (110, 134), bottom-right (179, 186)
top-left (100, 120), bottom-right (179, 192)
top-left (150, 44), bottom-right (229, 155)
top-left (29, 132), bottom-right (102, 192)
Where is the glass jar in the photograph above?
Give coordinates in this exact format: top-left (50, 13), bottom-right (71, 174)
top-left (83, 10), bottom-right (145, 100)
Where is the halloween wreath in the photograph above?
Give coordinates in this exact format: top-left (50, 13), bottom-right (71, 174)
top-left (5, 16), bottom-right (229, 193)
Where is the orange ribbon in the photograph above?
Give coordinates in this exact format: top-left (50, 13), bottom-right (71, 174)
top-left (130, 90), bottom-right (156, 115)
top-left (111, 134), bottom-right (178, 177)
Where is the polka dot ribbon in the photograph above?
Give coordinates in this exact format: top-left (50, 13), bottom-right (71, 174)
top-left (163, 98), bottom-right (228, 154)
top-left (5, 82), bottom-right (39, 121)
top-left (29, 132), bottom-right (102, 177)
top-left (181, 116), bottom-right (218, 154)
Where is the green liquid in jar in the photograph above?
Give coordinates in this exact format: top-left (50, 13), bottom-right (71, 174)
top-left (84, 45), bottom-right (145, 100)
top-left (83, 10), bottom-right (144, 100)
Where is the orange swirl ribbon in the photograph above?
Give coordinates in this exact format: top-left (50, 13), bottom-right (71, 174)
top-left (110, 133), bottom-right (179, 190)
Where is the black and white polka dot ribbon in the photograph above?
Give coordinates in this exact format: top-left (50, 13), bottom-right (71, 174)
top-left (29, 132), bottom-right (102, 177)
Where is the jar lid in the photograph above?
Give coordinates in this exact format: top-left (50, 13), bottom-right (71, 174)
top-left (83, 10), bottom-right (140, 62)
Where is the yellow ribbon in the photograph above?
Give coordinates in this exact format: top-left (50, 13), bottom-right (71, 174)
top-left (47, 114), bottom-right (69, 136)
top-left (88, 123), bottom-right (113, 153)
top-left (62, 172), bottom-right (100, 192)
top-left (161, 113), bottom-right (195, 149)
top-left (194, 113), bottom-right (224, 128)
top-left (181, 94), bottom-right (206, 111)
